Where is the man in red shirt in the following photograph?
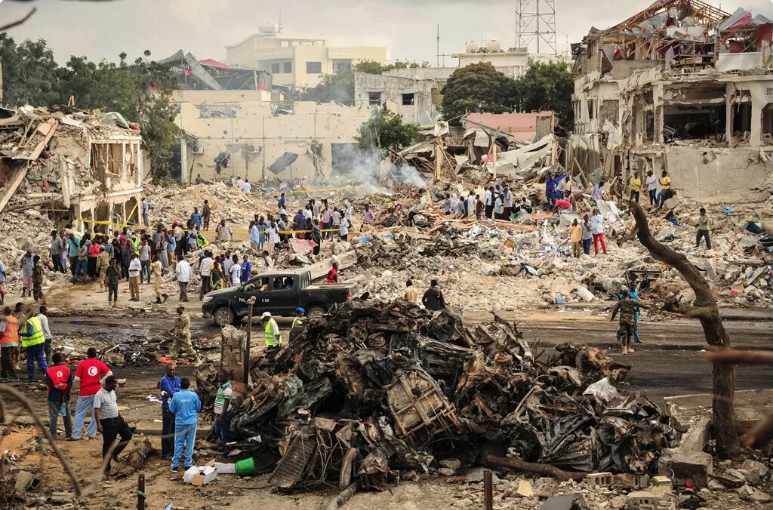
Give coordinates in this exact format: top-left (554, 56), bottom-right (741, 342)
top-left (70, 348), bottom-right (112, 441)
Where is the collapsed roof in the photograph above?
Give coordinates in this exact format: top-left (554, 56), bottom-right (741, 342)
top-left (159, 50), bottom-right (272, 91)
top-left (576, 0), bottom-right (773, 74)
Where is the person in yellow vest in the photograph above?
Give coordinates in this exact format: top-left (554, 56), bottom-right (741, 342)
top-left (0, 307), bottom-right (19, 380)
top-left (261, 312), bottom-right (282, 348)
top-left (292, 308), bottom-right (304, 330)
top-left (629, 174), bottom-right (641, 204)
top-left (19, 314), bottom-right (49, 380)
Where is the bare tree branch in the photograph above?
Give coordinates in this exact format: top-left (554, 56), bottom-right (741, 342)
top-left (0, 7), bottom-right (36, 32)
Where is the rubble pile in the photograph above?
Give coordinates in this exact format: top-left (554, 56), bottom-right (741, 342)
top-left (211, 300), bottom-right (674, 492)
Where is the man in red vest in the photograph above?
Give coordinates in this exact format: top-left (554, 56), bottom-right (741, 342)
top-left (45, 352), bottom-right (74, 440)
top-left (0, 306), bottom-right (19, 380)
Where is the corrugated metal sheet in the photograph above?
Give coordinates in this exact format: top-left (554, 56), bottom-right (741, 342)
top-left (719, 8), bottom-right (750, 31)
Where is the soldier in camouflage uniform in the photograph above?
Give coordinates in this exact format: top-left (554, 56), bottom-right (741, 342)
top-left (168, 306), bottom-right (201, 365)
top-left (610, 294), bottom-right (637, 355)
top-left (32, 256), bottom-right (44, 303)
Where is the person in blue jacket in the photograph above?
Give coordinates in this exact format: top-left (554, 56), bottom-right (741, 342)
top-left (546, 173), bottom-right (568, 209)
top-left (169, 377), bottom-right (202, 472)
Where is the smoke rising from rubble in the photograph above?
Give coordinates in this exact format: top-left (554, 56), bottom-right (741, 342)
top-left (331, 144), bottom-right (427, 192)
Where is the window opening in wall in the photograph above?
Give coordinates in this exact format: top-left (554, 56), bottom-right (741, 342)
top-left (402, 93), bottom-right (415, 106)
top-left (283, 62), bottom-right (292, 73)
top-left (271, 63), bottom-right (280, 74)
top-left (306, 62), bottom-right (322, 74)
top-left (762, 104), bottom-right (773, 142)
top-left (588, 100), bottom-right (595, 120)
top-left (335, 62), bottom-right (352, 73)
top-left (368, 92), bottom-right (381, 107)
top-left (664, 105), bottom-right (726, 142)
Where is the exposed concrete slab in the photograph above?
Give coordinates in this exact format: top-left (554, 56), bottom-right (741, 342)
top-left (665, 389), bottom-right (773, 427)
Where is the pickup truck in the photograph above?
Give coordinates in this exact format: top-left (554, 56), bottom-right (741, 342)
top-left (202, 269), bottom-right (355, 326)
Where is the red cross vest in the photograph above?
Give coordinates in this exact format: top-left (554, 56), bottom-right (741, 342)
top-left (46, 365), bottom-right (71, 394)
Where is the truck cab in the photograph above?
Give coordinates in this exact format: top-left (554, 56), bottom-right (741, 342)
top-left (202, 269), bottom-right (353, 327)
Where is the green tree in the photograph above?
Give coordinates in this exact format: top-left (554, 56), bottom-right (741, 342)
top-left (513, 61), bottom-right (574, 129)
top-left (357, 112), bottom-right (418, 152)
top-left (441, 63), bottom-right (516, 126)
top-left (297, 69), bottom-right (354, 105)
top-left (54, 52), bottom-right (179, 180)
top-left (354, 60), bottom-right (430, 75)
top-left (0, 34), bottom-right (59, 107)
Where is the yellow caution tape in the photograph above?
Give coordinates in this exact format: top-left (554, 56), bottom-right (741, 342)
top-left (369, 194), bottom-right (391, 201)
top-left (251, 185), bottom-right (361, 195)
top-left (74, 218), bottom-right (361, 236)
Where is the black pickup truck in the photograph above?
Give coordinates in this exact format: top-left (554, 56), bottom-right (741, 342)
top-left (202, 269), bottom-right (355, 326)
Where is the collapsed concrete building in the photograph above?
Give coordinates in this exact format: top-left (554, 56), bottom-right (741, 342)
top-left (571, 0), bottom-right (773, 204)
top-left (0, 107), bottom-right (144, 232)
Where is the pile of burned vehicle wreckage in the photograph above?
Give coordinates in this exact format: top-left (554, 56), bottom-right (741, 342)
top-left (198, 300), bottom-right (675, 493)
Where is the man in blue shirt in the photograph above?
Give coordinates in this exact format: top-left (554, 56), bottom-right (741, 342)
top-left (159, 363), bottom-right (180, 460)
top-left (169, 377), bottom-right (201, 471)
top-left (190, 208), bottom-right (203, 231)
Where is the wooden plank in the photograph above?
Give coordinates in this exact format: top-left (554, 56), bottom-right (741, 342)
top-left (27, 118), bottom-right (59, 160)
top-left (0, 162), bottom-right (30, 214)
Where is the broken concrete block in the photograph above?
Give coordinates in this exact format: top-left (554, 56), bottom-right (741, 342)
top-left (437, 467), bottom-right (456, 476)
top-left (439, 458), bottom-right (461, 472)
top-left (751, 490), bottom-right (772, 502)
top-left (740, 458), bottom-right (768, 478)
top-left (539, 494), bottom-right (589, 510)
top-left (586, 472), bottom-right (613, 487)
top-left (14, 471), bottom-right (39, 493)
top-left (516, 480), bottom-right (534, 497)
top-left (669, 452), bottom-right (713, 488)
top-left (625, 491), bottom-right (675, 510)
top-left (738, 484), bottom-right (755, 499)
top-left (650, 475), bottom-right (672, 495)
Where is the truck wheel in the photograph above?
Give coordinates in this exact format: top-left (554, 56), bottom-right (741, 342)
top-left (307, 305), bottom-right (326, 318)
top-left (213, 307), bottom-right (234, 327)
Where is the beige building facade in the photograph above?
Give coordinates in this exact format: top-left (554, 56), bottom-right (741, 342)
top-left (171, 90), bottom-right (373, 183)
top-left (225, 31), bottom-right (387, 90)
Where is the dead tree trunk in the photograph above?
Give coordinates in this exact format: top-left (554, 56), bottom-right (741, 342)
top-left (629, 202), bottom-right (739, 458)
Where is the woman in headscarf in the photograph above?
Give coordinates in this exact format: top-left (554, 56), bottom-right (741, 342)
top-left (210, 258), bottom-right (224, 291)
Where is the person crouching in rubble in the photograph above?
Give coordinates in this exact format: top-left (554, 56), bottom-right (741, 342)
top-left (261, 312), bottom-right (282, 349)
top-left (214, 370), bottom-right (234, 459)
top-left (610, 291), bottom-right (637, 355)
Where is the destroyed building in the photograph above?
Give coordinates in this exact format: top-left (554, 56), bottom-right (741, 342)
top-left (0, 107), bottom-right (144, 233)
top-left (353, 72), bottom-right (441, 125)
top-left (160, 50), bottom-right (273, 92)
top-left (572, 0), bottom-right (773, 204)
top-left (172, 90), bottom-right (373, 183)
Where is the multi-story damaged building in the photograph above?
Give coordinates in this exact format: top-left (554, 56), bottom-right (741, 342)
top-left (572, 0), bottom-right (773, 203)
top-left (0, 107), bottom-right (144, 232)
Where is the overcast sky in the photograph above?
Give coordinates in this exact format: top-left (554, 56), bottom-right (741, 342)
top-left (2, 0), bottom-right (773, 66)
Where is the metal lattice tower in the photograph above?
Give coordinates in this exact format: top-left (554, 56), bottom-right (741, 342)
top-left (515, 0), bottom-right (557, 55)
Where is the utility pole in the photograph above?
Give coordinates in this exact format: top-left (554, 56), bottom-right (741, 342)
top-left (244, 296), bottom-right (255, 387)
top-left (437, 25), bottom-right (440, 67)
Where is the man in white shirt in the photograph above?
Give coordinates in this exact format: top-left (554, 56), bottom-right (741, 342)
top-left (176, 259), bottom-right (192, 303)
top-left (198, 251), bottom-right (213, 300)
top-left (242, 179), bottom-right (252, 194)
top-left (94, 376), bottom-right (132, 478)
top-left (228, 255), bottom-right (241, 285)
top-left (38, 306), bottom-right (53, 365)
top-left (235, 177), bottom-right (244, 192)
top-left (261, 251), bottom-right (274, 274)
top-left (340, 216), bottom-right (350, 241)
top-left (128, 253), bottom-right (142, 302)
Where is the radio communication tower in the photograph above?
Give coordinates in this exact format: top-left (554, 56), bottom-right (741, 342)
top-left (515, 0), bottom-right (557, 54)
